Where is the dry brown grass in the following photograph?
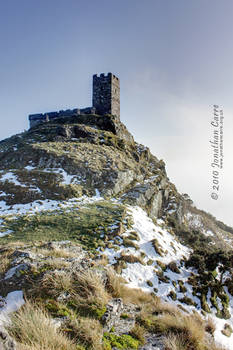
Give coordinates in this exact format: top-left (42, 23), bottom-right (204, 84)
top-left (93, 254), bottom-right (109, 266)
top-left (30, 268), bottom-right (110, 312)
top-left (44, 257), bottom-right (70, 269)
top-left (0, 254), bottom-right (11, 275)
top-left (72, 269), bottom-right (110, 307)
top-left (35, 247), bottom-right (78, 259)
top-left (205, 316), bottom-right (216, 335)
top-left (119, 253), bottom-right (144, 264)
top-left (4, 264), bottom-right (229, 350)
top-left (7, 301), bottom-right (76, 350)
top-left (167, 261), bottom-right (180, 273)
top-left (63, 317), bottom-right (103, 350)
top-left (0, 240), bottom-right (27, 248)
top-left (129, 324), bottom-right (146, 345)
top-left (153, 312), bottom-right (205, 350)
top-left (34, 257), bottom-right (69, 270)
top-left (122, 287), bottom-right (158, 306)
top-left (105, 268), bottom-right (159, 308)
top-left (221, 323), bottom-right (233, 337)
top-left (155, 301), bottom-right (180, 316)
top-left (105, 267), bottom-right (126, 298)
top-left (163, 333), bottom-right (187, 350)
top-left (0, 247), bottom-right (16, 275)
top-left (30, 270), bottom-right (74, 299)
top-left (163, 331), bottom-right (225, 350)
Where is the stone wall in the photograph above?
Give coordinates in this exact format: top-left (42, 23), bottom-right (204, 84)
top-left (29, 107), bottom-right (96, 128)
top-left (28, 72), bottom-right (120, 128)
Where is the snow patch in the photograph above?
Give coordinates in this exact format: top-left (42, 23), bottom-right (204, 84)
top-left (0, 291), bottom-right (25, 326)
top-left (0, 230), bottom-right (13, 238)
top-left (0, 171), bottom-right (27, 187)
top-left (103, 206), bottom-right (191, 299)
top-left (0, 195), bottom-right (104, 217)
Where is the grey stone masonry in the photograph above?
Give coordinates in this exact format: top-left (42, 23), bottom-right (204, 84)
top-left (93, 73), bottom-right (120, 118)
top-left (29, 107), bottom-right (96, 128)
top-left (28, 73), bottom-right (120, 128)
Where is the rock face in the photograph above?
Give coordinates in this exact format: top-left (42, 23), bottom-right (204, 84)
top-left (102, 298), bottom-right (124, 332)
top-left (0, 328), bottom-right (16, 350)
top-left (102, 298), bottom-right (140, 335)
top-left (0, 113), bottom-right (181, 222)
top-left (52, 114), bottom-right (134, 143)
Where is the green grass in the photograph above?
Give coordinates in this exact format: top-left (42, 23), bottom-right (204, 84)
top-left (0, 201), bottom-right (125, 251)
top-left (103, 332), bottom-right (139, 349)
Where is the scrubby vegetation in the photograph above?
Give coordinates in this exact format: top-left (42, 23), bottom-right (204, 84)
top-left (167, 213), bottom-right (233, 319)
top-left (4, 264), bottom-right (227, 350)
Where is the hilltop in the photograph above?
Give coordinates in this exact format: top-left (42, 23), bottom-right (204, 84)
top-left (0, 114), bottom-right (232, 350)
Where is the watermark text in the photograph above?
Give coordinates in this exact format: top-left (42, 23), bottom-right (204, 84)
top-left (210, 105), bottom-right (224, 200)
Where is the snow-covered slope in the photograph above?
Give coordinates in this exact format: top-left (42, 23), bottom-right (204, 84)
top-left (0, 195), bottom-right (232, 349)
top-left (102, 205), bottom-right (233, 350)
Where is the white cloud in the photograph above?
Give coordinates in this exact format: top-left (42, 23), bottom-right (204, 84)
top-left (123, 73), bottom-right (233, 227)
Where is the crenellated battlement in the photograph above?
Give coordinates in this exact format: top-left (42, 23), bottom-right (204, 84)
top-left (29, 107), bottom-right (97, 128)
top-left (28, 73), bottom-right (120, 128)
top-left (93, 72), bottom-right (119, 80)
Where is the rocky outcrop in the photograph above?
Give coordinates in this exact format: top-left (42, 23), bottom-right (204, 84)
top-left (36, 114), bottom-right (134, 144)
top-left (102, 298), bottom-right (140, 334)
top-left (0, 112), bottom-right (181, 221)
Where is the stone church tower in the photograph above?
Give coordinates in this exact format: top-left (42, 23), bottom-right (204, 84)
top-left (92, 73), bottom-right (120, 118)
top-left (29, 73), bottom-right (120, 128)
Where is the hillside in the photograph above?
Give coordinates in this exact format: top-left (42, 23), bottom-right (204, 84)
top-left (0, 114), bottom-right (232, 350)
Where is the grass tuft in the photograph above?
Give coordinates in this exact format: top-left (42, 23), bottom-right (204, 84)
top-left (7, 301), bottom-right (76, 350)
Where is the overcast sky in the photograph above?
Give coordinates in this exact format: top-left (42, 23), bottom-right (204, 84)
top-left (0, 0), bottom-right (232, 226)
